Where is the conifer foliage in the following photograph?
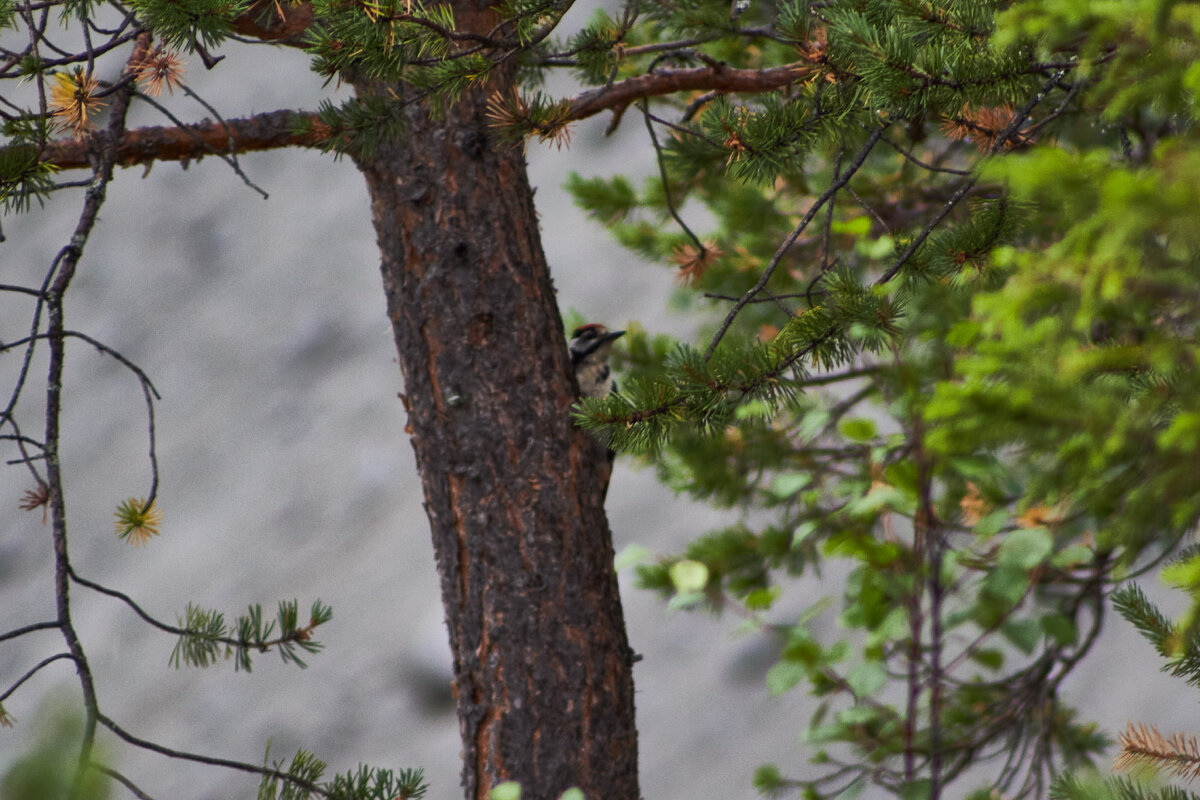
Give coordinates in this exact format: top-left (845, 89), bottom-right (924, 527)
top-left (566, 2), bottom-right (1200, 799)
top-left (3, 0), bottom-right (1200, 798)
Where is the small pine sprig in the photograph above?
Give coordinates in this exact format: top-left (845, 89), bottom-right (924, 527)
top-left (404, 52), bottom-right (497, 108)
top-left (672, 240), bottom-right (723, 285)
top-left (0, 139), bottom-right (58, 214)
top-left (494, 0), bottom-right (572, 46)
top-left (171, 599), bottom-right (333, 672)
top-left (49, 68), bottom-right (105, 135)
top-left (18, 483), bottom-right (50, 523)
top-left (1112, 581), bottom-right (1200, 688)
top-left (330, 765), bottom-right (428, 800)
top-left (573, 337), bottom-right (808, 452)
top-left (258, 747), bottom-right (325, 800)
top-left (1051, 773), bottom-right (1200, 800)
top-left (1116, 723), bottom-right (1200, 783)
top-left (114, 497), bottom-right (162, 546)
top-left (306, 0), bottom-right (458, 84)
top-left (940, 104), bottom-right (1034, 152)
top-left (699, 92), bottom-right (839, 186)
top-left (486, 88), bottom-right (573, 147)
top-left (298, 96), bottom-right (406, 159)
top-left (131, 43), bottom-right (186, 96)
top-left (258, 747), bottom-right (428, 800)
top-left (171, 603), bottom-right (228, 668)
top-left (1112, 584), bottom-right (1174, 656)
top-left (126, 0), bottom-right (249, 53)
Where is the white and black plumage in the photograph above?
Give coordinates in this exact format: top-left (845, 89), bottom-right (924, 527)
top-left (569, 323), bottom-right (625, 398)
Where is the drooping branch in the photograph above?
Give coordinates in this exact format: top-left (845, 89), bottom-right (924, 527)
top-left (35, 62), bottom-right (813, 170)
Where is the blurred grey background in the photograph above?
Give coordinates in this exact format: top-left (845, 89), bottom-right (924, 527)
top-left (0, 9), bottom-right (1191, 799)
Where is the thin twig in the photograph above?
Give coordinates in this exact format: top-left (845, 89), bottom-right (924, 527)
top-left (1, 652), bottom-right (75, 702)
top-left (97, 712), bottom-right (323, 791)
top-left (704, 126), bottom-right (888, 360)
top-left (90, 765), bottom-right (158, 800)
top-left (44, 33), bottom-right (144, 789)
top-left (641, 100), bottom-right (706, 256)
top-left (0, 619), bottom-right (59, 643)
top-left (70, 567), bottom-right (325, 654)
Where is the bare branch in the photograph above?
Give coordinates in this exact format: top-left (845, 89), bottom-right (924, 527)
top-left (0, 620), bottom-right (59, 643)
top-left (566, 62), bottom-right (813, 123)
top-left (1, 653), bottom-right (76, 702)
top-left (37, 109), bottom-right (324, 170)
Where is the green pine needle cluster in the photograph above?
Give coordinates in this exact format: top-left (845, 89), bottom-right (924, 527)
top-left (257, 748), bottom-right (428, 800)
top-left (171, 599), bottom-right (332, 672)
top-left (127, 0), bottom-right (250, 51)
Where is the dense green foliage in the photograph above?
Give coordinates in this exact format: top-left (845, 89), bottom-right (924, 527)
top-left (559, 2), bottom-right (1200, 798)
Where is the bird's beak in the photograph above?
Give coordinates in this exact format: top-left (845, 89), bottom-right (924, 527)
top-left (604, 330), bottom-right (626, 343)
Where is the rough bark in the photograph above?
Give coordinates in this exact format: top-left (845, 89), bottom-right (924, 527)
top-left (350, 48), bottom-right (639, 800)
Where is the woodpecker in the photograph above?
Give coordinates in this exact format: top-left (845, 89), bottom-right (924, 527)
top-left (569, 323), bottom-right (625, 398)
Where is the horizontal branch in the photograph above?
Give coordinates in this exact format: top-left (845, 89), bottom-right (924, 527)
top-left (34, 62), bottom-right (812, 170)
top-left (565, 62), bottom-right (813, 122)
top-left (40, 109), bottom-right (323, 170)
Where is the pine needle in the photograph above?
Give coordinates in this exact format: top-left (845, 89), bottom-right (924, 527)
top-left (1116, 722), bottom-right (1200, 783)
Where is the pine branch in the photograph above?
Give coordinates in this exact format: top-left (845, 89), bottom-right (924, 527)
top-left (565, 62), bottom-right (814, 123)
top-left (29, 60), bottom-right (813, 171)
top-left (34, 109), bottom-right (324, 170)
top-left (1116, 723), bottom-right (1200, 783)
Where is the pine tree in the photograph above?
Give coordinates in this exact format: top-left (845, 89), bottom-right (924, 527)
top-left (3, 0), bottom-right (1200, 799)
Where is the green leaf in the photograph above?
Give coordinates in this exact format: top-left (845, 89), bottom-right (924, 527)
top-left (667, 591), bottom-right (706, 611)
top-left (845, 661), bottom-right (887, 698)
top-left (998, 527), bottom-right (1054, 570)
top-left (792, 521), bottom-right (819, 548)
top-left (1050, 544), bottom-right (1093, 569)
top-left (797, 408), bottom-right (831, 441)
top-left (831, 216), bottom-right (872, 236)
top-left (838, 418), bottom-right (878, 442)
top-left (766, 660), bottom-right (807, 696)
top-left (835, 706), bottom-right (877, 726)
top-left (491, 782), bottom-right (522, 800)
top-left (898, 780), bottom-right (932, 800)
top-left (1163, 551), bottom-right (1200, 590)
top-left (973, 509), bottom-right (1009, 538)
top-left (1001, 618), bottom-right (1041, 654)
top-left (669, 559), bottom-right (710, 593)
top-left (983, 563), bottom-right (1030, 606)
top-left (1042, 613), bottom-right (1077, 646)
top-left (614, 544), bottom-right (652, 571)
top-left (745, 586), bottom-right (781, 610)
top-left (968, 647), bottom-right (1005, 670)
top-left (771, 473), bottom-right (812, 499)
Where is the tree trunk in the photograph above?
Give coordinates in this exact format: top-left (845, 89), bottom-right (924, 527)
top-left (350, 42), bottom-right (640, 800)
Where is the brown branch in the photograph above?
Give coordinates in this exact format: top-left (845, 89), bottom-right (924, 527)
top-left (229, 0), bottom-right (316, 44)
top-left (565, 61), bottom-right (814, 122)
top-left (39, 109), bottom-right (324, 170)
top-left (36, 61), bottom-right (812, 170)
